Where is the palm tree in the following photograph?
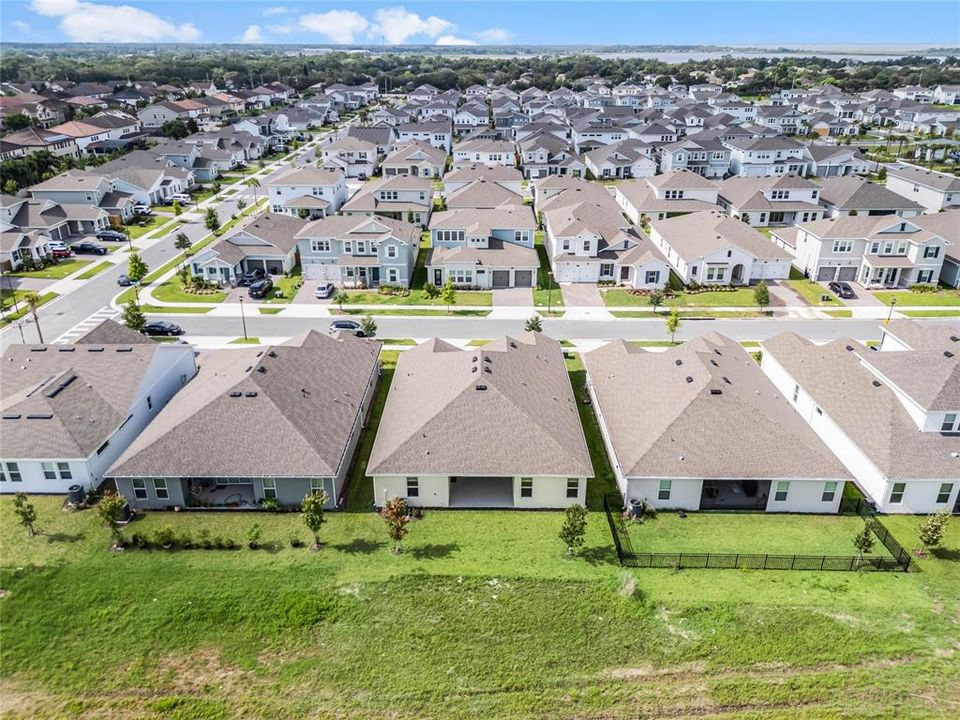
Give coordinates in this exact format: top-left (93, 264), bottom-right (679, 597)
top-left (245, 178), bottom-right (261, 206)
top-left (22, 291), bottom-right (44, 343)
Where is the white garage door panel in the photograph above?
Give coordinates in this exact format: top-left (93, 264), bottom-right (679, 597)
top-left (816, 266), bottom-right (836, 282)
top-left (304, 264), bottom-right (336, 281)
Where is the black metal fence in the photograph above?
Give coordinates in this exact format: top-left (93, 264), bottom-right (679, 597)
top-left (603, 493), bottom-right (911, 573)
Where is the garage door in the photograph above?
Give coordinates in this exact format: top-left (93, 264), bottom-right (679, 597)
top-left (816, 266), bottom-right (836, 282)
top-left (563, 263), bottom-right (597, 283)
top-left (266, 260), bottom-right (284, 275)
top-left (838, 266), bottom-right (858, 281)
top-left (514, 270), bottom-right (533, 287)
top-left (492, 270), bottom-right (511, 288)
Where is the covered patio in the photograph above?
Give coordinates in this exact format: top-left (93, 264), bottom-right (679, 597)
top-left (185, 478), bottom-right (257, 508)
top-left (700, 480), bottom-right (771, 510)
top-left (859, 256), bottom-right (914, 288)
top-left (449, 477), bottom-right (515, 509)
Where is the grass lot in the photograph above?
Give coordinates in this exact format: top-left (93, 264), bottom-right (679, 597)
top-left (874, 289), bottom-right (960, 306)
top-left (9, 258), bottom-right (91, 280)
top-left (342, 289), bottom-right (493, 306)
top-left (334, 308), bottom-right (492, 317)
top-left (603, 287), bottom-right (760, 308)
top-left (610, 309), bottom-right (762, 319)
top-left (263, 271), bottom-right (303, 304)
top-left (229, 337), bottom-right (260, 344)
top-left (259, 307), bottom-right (284, 315)
top-left (151, 276), bottom-right (227, 304)
top-left (2, 353), bottom-right (959, 718)
top-left (141, 305), bottom-right (212, 314)
top-left (533, 230), bottom-right (564, 308)
top-left (825, 309), bottom-right (855, 318)
top-left (127, 216), bottom-right (173, 239)
top-left (785, 268), bottom-right (843, 306)
top-left (0, 290), bottom-right (58, 326)
top-left (75, 261), bottom-right (113, 280)
top-left (901, 309), bottom-right (960, 317)
top-left (625, 512), bottom-right (890, 557)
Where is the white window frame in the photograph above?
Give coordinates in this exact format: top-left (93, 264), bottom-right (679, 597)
top-left (941, 413), bottom-right (957, 432)
top-left (132, 478), bottom-right (148, 500)
top-left (889, 482), bottom-right (906, 504)
top-left (520, 478), bottom-right (533, 498)
top-left (153, 478), bottom-right (169, 500)
top-left (263, 478), bottom-right (277, 500)
top-left (658, 479), bottom-right (672, 501)
top-left (386, 244), bottom-right (397, 259)
top-left (310, 239), bottom-right (331, 253)
top-left (42, 462), bottom-right (57, 480)
top-left (936, 483), bottom-right (953, 504)
top-left (57, 462), bottom-right (72, 480)
top-left (821, 481), bottom-right (837, 503)
top-left (566, 478), bottom-right (579, 499)
top-left (310, 478), bottom-right (324, 495)
top-left (774, 481), bottom-right (789, 502)
top-left (406, 477), bottom-right (419, 497)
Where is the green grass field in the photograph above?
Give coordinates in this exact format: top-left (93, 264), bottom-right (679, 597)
top-left (603, 287), bottom-right (761, 308)
top-left (874, 289), bottom-right (960, 306)
top-left (1, 352), bottom-right (958, 718)
top-left (151, 277), bottom-right (227, 304)
top-left (785, 279), bottom-right (843, 306)
top-left (342, 289), bottom-right (493, 306)
top-left (9, 258), bottom-right (91, 280)
top-left (75, 261), bottom-right (113, 280)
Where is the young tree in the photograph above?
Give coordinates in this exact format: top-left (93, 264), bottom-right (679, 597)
top-left (122, 300), bottom-right (146, 333)
top-left (853, 525), bottom-right (875, 560)
top-left (648, 288), bottom-right (665, 312)
top-left (246, 522), bottom-right (262, 549)
top-left (754, 280), bottom-right (770, 313)
top-left (917, 510), bottom-right (950, 556)
top-left (22, 291), bottom-right (44, 343)
top-left (172, 200), bottom-right (182, 217)
top-left (244, 177), bottom-right (261, 204)
top-left (211, 179), bottom-right (222, 195)
top-left (524, 314), bottom-right (543, 332)
top-left (333, 290), bottom-right (349, 310)
top-left (97, 491), bottom-right (127, 547)
top-left (13, 492), bottom-right (38, 537)
top-left (360, 315), bottom-right (377, 337)
top-left (204, 207), bottom-right (221, 233)
top-left (380, 496), bottom-right (410, 554)
top-left (440, 278), bottom-right (457, 313)
top-left (127, 251), bottom-right (149, 283)
top-left (236, 197), bottom-right (247, 211)
top-left (559, 503), bottom-right (588, 557)
top-left (3, 178), bottom-right (19, 195)
top-left (302, 490), bottom-right (329, 550)
top-left (174, 231), bottom-right (192, 255)
top-left (877, 166), bottom-right (887, 181)
top-left (665, 307), bottom-right (682, 343)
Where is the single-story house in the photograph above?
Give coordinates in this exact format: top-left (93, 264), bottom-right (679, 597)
top-left (189, 213), bottom-right (304, 285)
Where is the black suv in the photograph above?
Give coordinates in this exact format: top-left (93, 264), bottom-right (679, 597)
top-left (71, 241), bottom-right (108, 255)
top-left (239, 268), bottom-right (267, 286)
top-left (248, 277), bottom-right (274, 299)
top-left (828, 281), bottom-right (856, 299)
top-left (142, 320), bottom-right (183, 336)
top-left (95, 229), bottom-right (126, 242)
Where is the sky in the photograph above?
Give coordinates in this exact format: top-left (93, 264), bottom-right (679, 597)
top-left (2, 1), bottom-right (958, 47)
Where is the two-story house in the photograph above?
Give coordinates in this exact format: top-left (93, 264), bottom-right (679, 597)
top-left (189, 214), bottom-right (304, 285)
top-left (321, 137), bottom-right (378, 178)
top-left (396, 121), bottom-right (453, 153)
top-left (29, 170), bottom-right (135, 224)
top-left (267, 166), bottom-right (348, 219)
top-left (724, 137), bottom-right (809, 177)
top-left (885, 164), bottom-right (960, 212)
top-left (658, 136), bottom-right (731, 178)
top-left (340, 175), bottom-right (434, 227)
top-left (817, 176), bottom-right (925, 218)
top-left (381, 140), bottom-right (447, 178)
top-left (584, 139), bottom-right (656, 180)
top-left (613, 170), bottom-right (720, 224)
top-left (452, 139), bottom-right (516, 170)
top-left (717, 175), bottom-right (825, 227)
top-left (295, 214), bottom-right (420, 287)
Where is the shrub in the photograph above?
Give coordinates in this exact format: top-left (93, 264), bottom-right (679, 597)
top-left (197, 528), bottom-right (212, 549)
top-left (247, 523), bottom-right (263, 549)
top-left (421, 282), bottom-right (440, 299)
top-left (290, 535), bottom-right (305, 548)
top-left (179, 531), bottom-right (193, 549)
top-left (155, 525), bottom-right (177, 548)
top-left (910, 283), bottom-right (937, 294)
top-left (130, 532), bottom-right (149, 549)
top-left (261, 497), bottom-right (280, 512)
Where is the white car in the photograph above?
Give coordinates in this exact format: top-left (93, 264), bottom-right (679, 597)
top-left (133, 204), bottom-right (153, 215)
top-left (169, 193), bottom-right (192, 204)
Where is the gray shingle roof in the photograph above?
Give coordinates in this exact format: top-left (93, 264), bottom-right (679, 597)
top-left (817, 176), bottom-right (925, 212)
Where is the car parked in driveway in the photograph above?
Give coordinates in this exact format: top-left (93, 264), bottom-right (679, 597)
top-left (142, 320), bottom-right (183, 336)
top-left (315, 282), bottom-right (335, 299)
top-left (71, 241), bottom-right (108, 255)
top-left (828, 281), bottom-right (856, 299)
top-left (169, 193), bottom-right (192, 204)
top-left (49, 243), bottom-right (72, 259)
top-left (329, 319), bottom-right (366, 337)
top-left (248, 278), bottom-right (274, 299)
top-left (238, 268), bottom-right (267, 286)
top-left (133, 204), bottom-right (153, 216)
top-left (95, 229), bottom-right (126, 242)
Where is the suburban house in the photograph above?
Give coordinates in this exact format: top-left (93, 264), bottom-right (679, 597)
top-left (445, 178), bottom-right (525, 211)
top-left (321, 137), bottom-right (379, 177)
top-left (346, 125), bottom-right (397, 156)
top-left (584, 139), bottom-right (657, 180)
top-left (613, 170), bottom-right (720, 223)
top-left (426, 206), bottom-right (539, 288)
top-left (787, 215), bottom-right (949, 287)
top-left (396, 121), bottom-right (453, 153)
top-left (381, 140), bottom-right (447, 178)
top-left (452, 139), bottom-right (517, 169)
top-left (0, 320), bottom-right (196, 495)
top-left (1, 193), bottom-right (110, 241)
top-left (649, 210), bottom-right (793, 284)
top-left (717, 175), bottom-right (825, 227)
top-left (802, 145), bottom-right (871, 178)
top-left (658, 136), bottom-right (731, 178)
top-left (539, 177), bottom-right (671, 285)
top-left (1, 229), bottom-right (50, 271)
top-left (725, 137), bottom-right (808, 177)
top-left (368, 334), bottom-right (593, 509)
top-left (108, 331), bottom-right (381, 510)
top-left (295, 214), bottom-right (420, 287)
top-left (0, 127), bottom-right (79, 160)
top-left (93, 151), bottom-right (194, 206)
top-left (267, 166), bottom-right (349, 219)
top-left (517, 133), bottom-right (585, 179)
top-left (817, 176), bottom-right (925, 218)
top-left (911, 210), bottom-right (960, 288)
top-left (189, 214), bottom-right (304, 285)
top-left (584, 334), bottom-right (851, 512)
top-left (443, 164), bottom-right (524, 195)
top-left (885, 164), bottom-right (960, 212)
top-left (28, 171), bottom-right (135, 224)
top-left (761, 322), bottom-right (959, 514)
top-left (340, 175), bottom-right (434, 226)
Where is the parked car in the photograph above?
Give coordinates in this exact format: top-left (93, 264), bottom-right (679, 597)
top-left (238, 268), bottom-right (267, 286)
top-left (828, 281), bottom-right (856, 299)
top-left (169, 193), bottom-right (192, 204)
top-left (133, 204), bottom-right (153, 216)
top-left (248, 278), bottom-right (274, 299)
top-left (96, 229), bottom-right (126, 242)
top-left (50, 244), bottom-right (72, 259)
top-left (329, 319), bottom-right (366, 337)
top-left (142, 320), bottom-right (183, 337)
top-left (117, 273), bottom-right (131, 286)
top-left (314, 282), bottom-right (335, 299)
top-left (71, 241), bottom-right (108, 255)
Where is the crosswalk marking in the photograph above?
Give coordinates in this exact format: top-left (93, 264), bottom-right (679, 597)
top-left (53, 306), bottom-right (119, 344)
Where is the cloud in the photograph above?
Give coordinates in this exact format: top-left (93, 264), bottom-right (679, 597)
top-left (30, 0), bottom-right (201, 42)
top-left (12, 20), bottom-right (31, 33)
top-left (436, 35), bottom-right (477, 46)
top-left (299, 9), bottom-right (369, 44)
top-left (266, 24), bottom-right (294, 35)
top-left (371, 6), bottom-right (454, 44)
top-left (262, 6), bottom-right (290, 16)
top-left (241, 25), bottom-right (263, 43)
top-left (474, 27), bottom-right (513, 44)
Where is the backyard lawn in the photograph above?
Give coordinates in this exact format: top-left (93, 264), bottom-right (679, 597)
top-left (874, 289), bottom-right (960, 306)
top-left (9, 258), bottom-right (91, 280)
top-left (603, 287), bottom-right (760, 307)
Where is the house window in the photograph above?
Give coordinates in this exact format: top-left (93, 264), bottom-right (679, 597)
top-left (388, 268), bottom-right (398, 283)
top-left (832, 240), bottom-right (853, 253)
top-left (311, 239), bottom-right (330, 253)
top-left (566, 478), bottom-right (579, 499)
top-left (658, 479), bottom-right (672, 501)
top-left (57, 462), bottom-right (72, 480)
top-left (923, 246), bottom-right (940, 259)
top-left (520, 478), bottom-right (533, 498)
top-left (645, 270), bottom-right (660, 284)
top-left (263, 478), bottom-right (277, 500)
top-left (386, 244), bottom-right (397, 258)
top-left (1, 462), bottom-right (22, 482)
top-left (937, 483), bottom-right (953, 504)
top-left (562, 239), bottom-right (570, 251)
top-left (942, 413), bottom-right (957, 432)
top-left (401, 477), bottom-right (419, 497)
top-left (343, 241), bottom-right (353, 253)
top-left (153, 479), bottom-right (169, 500)
top-left (147, 396), bottom-right (153, 410)
top-left (792, 383), bottom-right (800, 403)
top-left (310, 478), bottom-right (324, 495)
top-left (583, 240), bottom-right (592, 252)
top-left (42, 462), bottom-right (57, 480)
top-left (132, 478), bottom-right (148, 500)
top-left (889, 482), bottom-right (906, 504)
top-left (774, 481), bottom-right (789, 502)
top-left (869, 241), bottom-right (880, 254)
top-left (514, 230), bottom-right (525, 244)
top-left (821, 481), bottom-right (838, 503)
top-left (705, 265), bottom-right (725, 282)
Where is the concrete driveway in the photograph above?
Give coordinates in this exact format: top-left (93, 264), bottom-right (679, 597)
top-left (561, 283), bottom-right (603, 307)
top-left (492, 288), bottom-right (533, 306)
top-left (835, 282), bottom-right (885, 307)
top-left (294, 279), bottom-right (331, 304)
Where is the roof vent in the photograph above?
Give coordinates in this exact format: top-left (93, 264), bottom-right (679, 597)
top-left (710, 359), bottom-right (718, 367)
top-left (88, 347), bottom-right (104, 352)
top-left (475, 384), bottom-right (487, 391)
top-left (722, 376), bottom-right (731, 384)
top-left (44, 374), bottom-right (77, 398)
top-left (713, 349), bottom-right (722, 356)
top-left (26, 413), bottom-right (53, 419)
top-left (245, 391), bottom-right (258, 397)
top-left (58, 347), bottom-right (75, 352)
top-left (229, 391), bottom-right (242, 397)
top-left (845, 345), bottom-right (854, 351)
top-left (484, 366), bottom-right (492, 373)
top-left (509, 341), bottom-right (517, 348)
top-left (301, 388), bottom-right (311, 397)
top-left (471, 366), bottom-right (478, 373)
top-left (2, 413), bottom-right (22, 420)
top-left (950, 335), bottom-right (958, 342)
top-left (685, 376), bottom-right (693, 383)
top-left (484, 356), bottom-right (492, 363)
top-left (116, 347), bottom-right (133, 353)
top-left (872, 380), bottom-right (882, 387)
top-left (945, 351), bottom-right (954, 358)
top-left (256, 366), bottom-right (266, 373)
top-left (675, 359), bottom-right (682, 366)
top-left (710, 388), bottom-right (723, 395)
top-left (267, 351), bottom-right (277, 358)
top-left (30, 347), bottom-right (47, 352)
top-left (472, 356), bottom-right (478, 362)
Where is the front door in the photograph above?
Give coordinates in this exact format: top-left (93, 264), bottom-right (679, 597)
top-left (620, 266), bottom-right (630, 281)
top-left (433, 269), bottom-right (443, 285)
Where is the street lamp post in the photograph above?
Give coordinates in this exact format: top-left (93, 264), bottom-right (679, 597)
top-left (547, 271), bottom-right (554, 315)
top-left (886, 297), bottom-right (897, 325)
top-left (2, 273), bottom-right (19, 314)
top-left (239, 296), bottom-right (248, 341)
